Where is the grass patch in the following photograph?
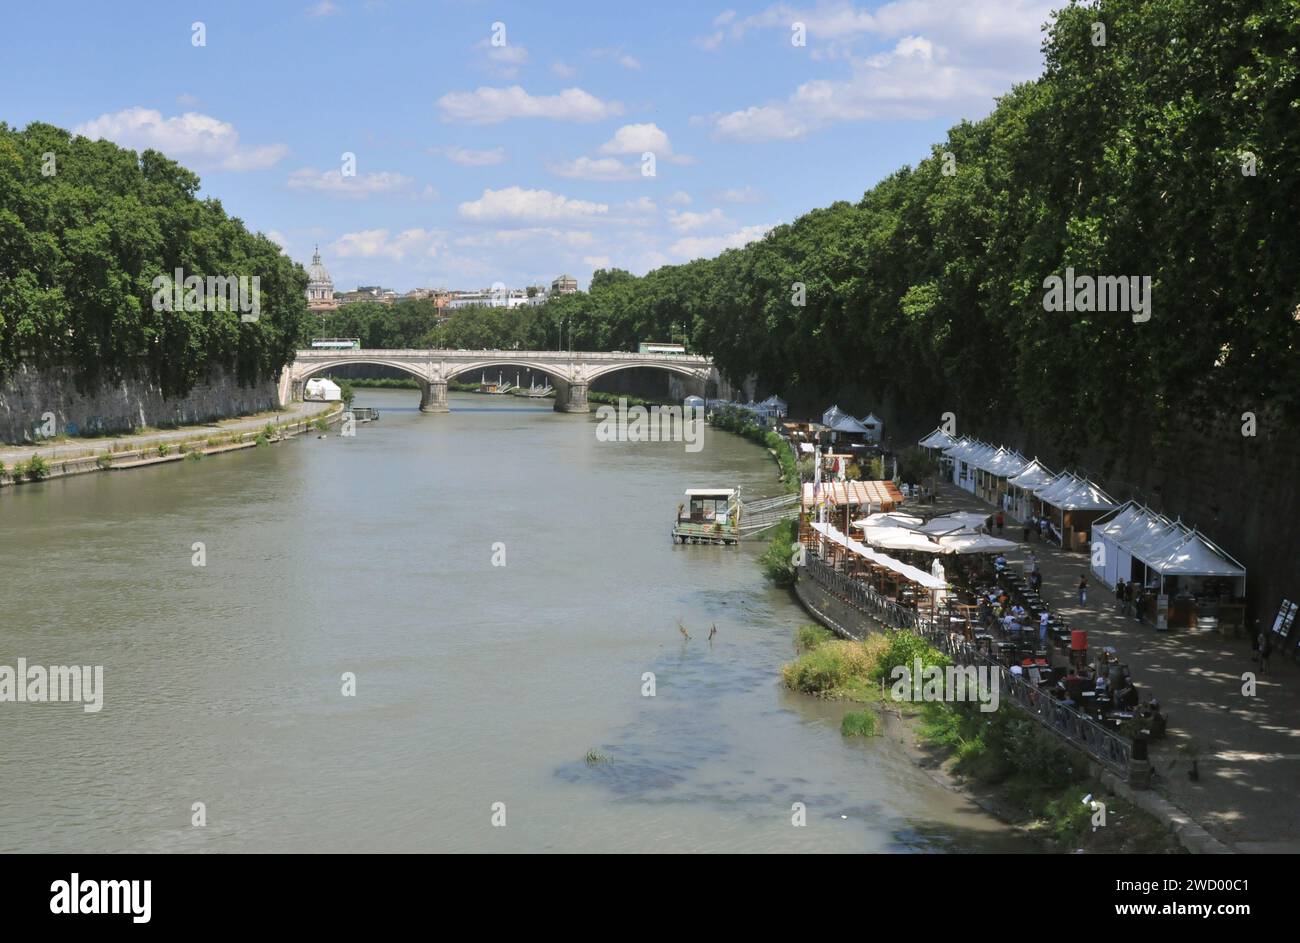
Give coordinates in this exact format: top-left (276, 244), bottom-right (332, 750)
top-left (584, 749), bottom-right (611, 766)
top-left (841, 709), bottom-right (880, 738)
top-left (794, 623), bottom-right (834, 652)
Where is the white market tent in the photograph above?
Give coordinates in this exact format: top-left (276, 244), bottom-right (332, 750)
top-left (1007, 457), bottom-right (1055, 519)
top-left (918, 427), bottom-right (957, 452)
top-left (1089, 500), bottom-right (1246, 595)
top-left (304, 377), bottom-right (342, 402)
top-left (1052, 477), bottom-right (1116, 512)
top-left (858, 412), bottom-right (883, 442)
top-left (822, 405), bottom-right (870, 435)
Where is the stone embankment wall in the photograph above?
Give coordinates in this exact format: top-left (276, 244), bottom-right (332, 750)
top-left (0, 364), bottom-right (279, 444)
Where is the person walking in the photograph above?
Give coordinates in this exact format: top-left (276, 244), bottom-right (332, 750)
top-left (1115, 577), bottom-right (1127, 612)
top-left (1078, 573), bottom-right (1088, 606)
top-left (995, 510), bottom-right (1005, 534)
top-left (1259, 629), bottom-right (1273, 676)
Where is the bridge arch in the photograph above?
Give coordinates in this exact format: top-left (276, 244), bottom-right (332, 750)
top-left (290, 357), bottom-right (441, 411)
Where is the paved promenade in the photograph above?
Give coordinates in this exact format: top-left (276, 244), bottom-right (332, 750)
top-left (928, 482), bottom-right (1300, 852)
top-left (0, 400), bottom-right (333, 466)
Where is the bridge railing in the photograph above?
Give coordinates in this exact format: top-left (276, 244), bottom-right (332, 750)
top-left (294, 348), bottom-right (712, 362)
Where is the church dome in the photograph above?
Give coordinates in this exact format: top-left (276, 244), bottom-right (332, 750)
top-left (305, 246), bottom-right (334, 306)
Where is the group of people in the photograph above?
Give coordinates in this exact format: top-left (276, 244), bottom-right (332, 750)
top-left (1113, 577), bottom-right (1153, 622)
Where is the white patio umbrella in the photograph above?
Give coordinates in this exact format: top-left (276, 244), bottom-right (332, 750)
top-left (938, 533), bottom-right (1020, 554)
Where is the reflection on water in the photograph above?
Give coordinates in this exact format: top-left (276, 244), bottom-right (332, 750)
top-left (0, 389), bottom-right (1034, 852)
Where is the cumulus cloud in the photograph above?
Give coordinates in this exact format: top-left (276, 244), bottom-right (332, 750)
top-left (703, 0), bottom-right (1054, 141)
top-left (669, 223), bottom-right (775, 260)
top-left (329, 228), bottom-right (443, 261)
top-left (668, 190), bottom-right (693, 206)
top-left (598, 122), bottom-right (692, 163)
top-left (453, 228), bottom-right (597, 249)
top-left (437, 86), bottom-right (623, 124)
top-left (306, 0), bottom-right (340, 16)
top-left (667, 208), bottom-right (730, 233)
top-left (73, 107), bottom-right (288, 172)
top-left (458, 186), bottom-right (610, 223)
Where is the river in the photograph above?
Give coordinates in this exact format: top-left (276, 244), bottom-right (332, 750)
top-left (0, 389), bottom-right (1033, 852)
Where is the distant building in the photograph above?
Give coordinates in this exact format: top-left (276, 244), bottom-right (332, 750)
top-left (551, 274), bottom-right (579, 294)
top-left (305, 247), bottom-right (336, 311)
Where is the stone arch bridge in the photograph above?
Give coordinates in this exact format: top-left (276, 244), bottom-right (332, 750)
top-left (281, 348), bottom-right (725, 412)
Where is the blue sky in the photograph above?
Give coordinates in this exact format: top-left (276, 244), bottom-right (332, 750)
top-left (1, 0), bottom-right (1056, 291)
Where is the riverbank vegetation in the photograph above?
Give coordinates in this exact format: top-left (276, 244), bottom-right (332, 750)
top-left (710, 406), bottom-right (797, 492)
top-left (759, 519), bottom-right (799, 588)
top-left (783, 625), bottom-right (1179, 851)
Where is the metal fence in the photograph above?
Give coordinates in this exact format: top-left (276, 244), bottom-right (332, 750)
top-left (802, 553), bottom-right (1132, 778)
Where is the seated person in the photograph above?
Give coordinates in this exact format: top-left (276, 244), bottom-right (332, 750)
top-left (1063, 670), bottom-right (1084, 702)
top-left (1116, 684), bottom-right (1139, 710)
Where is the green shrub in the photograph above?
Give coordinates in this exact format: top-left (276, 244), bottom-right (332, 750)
top-left (871, 630), bottom-right (949, 683)
top-left (795, 623), bottom-right (834, 652)
top-left (782, 640), bottom-right (875, 696)
top-left (21, 454), bottom-right (49, 481)
top-left (759, 519), bottom-right (799, 587)
top-left (255, 434), bottom-right (269, 448)
top-left (156, 443), bottom-right (169, 457)
top-left (185, 450), bottom-right (202, 462)
top-left (841, 709), bottom-right (879, 737)
top-left (95, 454), bottom-right (112, 469)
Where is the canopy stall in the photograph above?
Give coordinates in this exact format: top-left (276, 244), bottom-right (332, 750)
top-left (857, 412), bottom-right (883, 443)
top-left (859, 526), bottom-right (948, 554)
top-left (974, 447), bottom-right (1029, 509)
top-left (1088, 502), bottom-right (1246, 631)
top-left (800, 479), bottom-right (905, 544)
top-left (1031, 472), bottom-right (1115, 550)
top-left (820, 405), bottom-right (871, 445)
top-left (1006, 458), bottom-right (1055, 522)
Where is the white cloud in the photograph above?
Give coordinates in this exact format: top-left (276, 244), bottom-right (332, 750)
top-left (74, 107), bottom-right (288, 172)
top-left (306, 0), bottom-right (340, 16)
top-left (716, 185), bottom-right (761, 203)
top-left (475, 38), bottom-right (530, 78)
top-left (435, 145), bottom-right (507, 166)
top-left (265, 230), bottom-right (288, 251)
top-left (705, 1), bottom-right (1054, 141)
top-left (458, 186), bottom-right (610, 223)
top-left (287, 167), bottom-right (417, 198)
top-left (618, 55), bottom-right (642, 70)
top-left (668, 190), bottom-right (693, 206)
top-left (619, 196), bottom-right (658, 215)
top-left (551, 60), bottom-right (577, 78)
top-left (668, 208), bottom-right (730, 233)
top-left (669, 223), bottom-right (774, 259)
top-left (584, 255), bottom-right (613, 269)
top-left (329, 228), bottom-right (443, 261)
top-left (598, 122), bottom-right (692, 164)
top-left (437, 85), bottom-right (623, 124)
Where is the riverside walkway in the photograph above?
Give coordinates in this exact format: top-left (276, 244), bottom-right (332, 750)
top-left (929, 481), bottom-right (1300, 853)
top-left (0, 399), bottom-right (333, 467)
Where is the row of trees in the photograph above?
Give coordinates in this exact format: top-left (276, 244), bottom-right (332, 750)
top-left (0, 122), bottom-right (306, 397)
top-left (309, 0), bottom-right (1295, 467)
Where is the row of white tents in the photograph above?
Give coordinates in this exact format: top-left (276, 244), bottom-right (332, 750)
top-left (916, 427), bottom-right (1247, 593)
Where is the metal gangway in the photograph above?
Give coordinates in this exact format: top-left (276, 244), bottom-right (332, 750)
top-left (737, 492), bottom-right (800, 538)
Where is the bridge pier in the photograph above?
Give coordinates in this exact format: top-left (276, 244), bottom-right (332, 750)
top-left (419, 379), bottom-right (449, 413)
top-left (554, 381), bottom-right (589, 413)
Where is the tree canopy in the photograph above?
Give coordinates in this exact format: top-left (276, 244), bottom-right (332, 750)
top-left (0, 121), bottom-right (307, 396)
